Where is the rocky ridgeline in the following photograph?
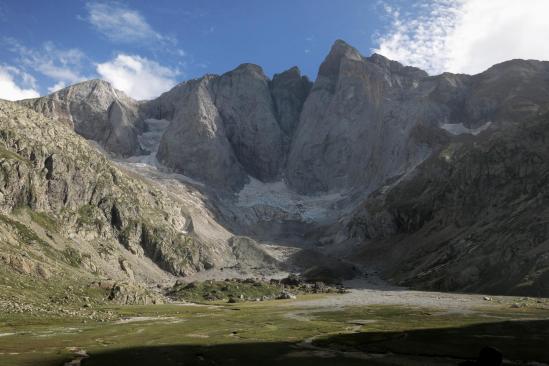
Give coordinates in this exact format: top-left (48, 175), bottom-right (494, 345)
top-left (24, 40), bottom-right (549, 195)
top-left (4, 39), bottom-right (549, 297)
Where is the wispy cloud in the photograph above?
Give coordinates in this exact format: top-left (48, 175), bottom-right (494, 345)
top-left (375, 0), bottom-right (549, 75)
top-left (85, 2), bottom-right (176, 46)
top-left (4, 38), bottom-right (88, 92)
top-left (0, 65), bottom-right (40, 101)
top-left (0, 2), bottom-right (7, 22)
top-left (96, 54), bottom-right (180, 100)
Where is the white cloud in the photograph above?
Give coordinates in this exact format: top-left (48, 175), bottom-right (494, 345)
top-left (86, 2), bottom-right (175, 45)
top-left (47, 81), bottom-right (67, 94)
top-left (96, 54), bottom-right (179, 100)
top-left (0, 65), bottom-right (40, 101)
top-left (5, 38), bottom-right (88, 89)
top-left (375, 0), bottom-right (549, 75)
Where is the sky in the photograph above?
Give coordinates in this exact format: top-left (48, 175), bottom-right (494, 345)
top-left (1, 0), bottom-right (549, 101)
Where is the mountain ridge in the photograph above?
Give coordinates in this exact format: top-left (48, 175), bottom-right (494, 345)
top-left (3, 39), bottom-right (549, 297)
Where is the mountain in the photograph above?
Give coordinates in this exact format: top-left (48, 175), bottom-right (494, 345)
top-left (148, 63), bottom-right (311, 190)
top-left (346, 113), bottom-right (549, 296)
top-left (0, 99), bottom-right (279, 306)
top-left (4, 39), bottom-right (549, 298)
top-left (19, 79), bottom-right (145, 157)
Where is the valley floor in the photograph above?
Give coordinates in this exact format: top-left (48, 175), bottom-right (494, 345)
top-left (1, 283), bottom-right (548, 366)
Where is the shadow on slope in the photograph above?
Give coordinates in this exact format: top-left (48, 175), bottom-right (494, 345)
top-left (78, 319), bottom-right (549, 366)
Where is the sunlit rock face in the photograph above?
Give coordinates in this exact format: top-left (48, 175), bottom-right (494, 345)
top-left (21, 41), bottom-right (549, 196)
top-left (151, 64), bottom-right (310, 191)
top-left (19, 79), bottom-right (145, 157)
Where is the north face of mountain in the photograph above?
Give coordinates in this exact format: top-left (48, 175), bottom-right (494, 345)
top-left (8, 39), bottom-right (549, 299)
top-left (19, 41), bottom-right (549, 198)
top-left (286, 41), bottom-right (549, 195)
top-left (152, 64), bottom-right (311, 190)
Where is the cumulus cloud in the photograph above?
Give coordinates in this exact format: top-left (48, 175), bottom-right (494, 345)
top-left (96, 54), bottom-right (179, 100)
top-left (0, 65), bottom-right (40, 101)
top-left (375, 0), bottom-right (549, 75)
top-left (86, 2), bottom-right (175, 45)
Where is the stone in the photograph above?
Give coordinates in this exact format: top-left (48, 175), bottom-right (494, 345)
top-left (277, 291), bottom-right (296, 300)
top-left (19, 80), bottom-right (145, 156)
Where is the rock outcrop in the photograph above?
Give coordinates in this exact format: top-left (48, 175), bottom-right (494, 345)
top-left (19, 80), bottom-right (145, 157)
top-left (155, 76), bottom-right (247, 190)
top-left (347, 114), bottom-right (549, 296)
top-left (153, 64), bottom-right (310, 190)
top-left (0, 100), bottom-right (264, 281)
top-left (286, 40), bottom-right (549, 194)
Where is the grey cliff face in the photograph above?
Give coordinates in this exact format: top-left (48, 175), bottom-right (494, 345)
top-left (19, 80), bottom-right (145, 157)
top-left (156, 76), bottom-right (248, 191)
top-left (16, 41), bottom-right (549, 197)
top-left (286, 40), bottom-right (549, 195)
top-left (270, 66), bottom-right (312, 135)
top-left (286, 40), bottom-right (431, 194)
top-left (154, 64), bottom-right (310, 190)
top-left (214, 63), bottom-right (286, 181)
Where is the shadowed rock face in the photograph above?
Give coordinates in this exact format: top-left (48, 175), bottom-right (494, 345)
top-left (153, 64), bottom-right (310, 190)
top-left (286, 41), bottom-right (549, 194)
top-left (19, 41), bottom-right (549, 196)
top-left (9, 39), bottom-right (549, 297)
top-left (347, 114), bottom-right (549, 296)
top-left (271, 66), bottom-right (312, 136)
top-left (19, 80), bottom-right (145, 157)
top-left (214, 64), bottom-right (286, 182)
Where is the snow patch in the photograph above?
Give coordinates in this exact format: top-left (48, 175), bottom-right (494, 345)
top-left (237, 178), bottom-right (344, 222)
top-left (440, 121), bottom-right (492, 135)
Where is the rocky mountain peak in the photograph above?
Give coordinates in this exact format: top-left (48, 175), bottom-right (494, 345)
top-left (231, 63), bottom-right (268, 79)
top-left (366, 53), bottom-right (428, 78)
top-left (271, 66), bottom-right (312, 135)
top-left (18, 78), bottom-right (144, 157)
top-left (318, 39), bottom-right (363, 80)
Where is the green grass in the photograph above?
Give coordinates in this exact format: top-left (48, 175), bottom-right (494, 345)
top-left (0, 146), bottom-right (28, 164)
top-left (0, 214), bottom-right (49, 247)
top-left (168, 280), bottom-right (283, 303)
top-left (61, 247), bottom-right (82, 267)
top-left (0, 300), bottom-right (548, 366)
top-left (28, 211), bottom-right (58, 232)
top-left (77, 205), bottom-right (102, 227)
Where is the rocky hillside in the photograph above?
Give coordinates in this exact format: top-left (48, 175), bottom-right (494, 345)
top-left (19, 79), bottom-right (145, 157)
top-left (7, 39), bottom-right (549, 298)
top-left (347, 113), bottom-right (549, 296)
top-left (0, 100), bottom-right (281, 307)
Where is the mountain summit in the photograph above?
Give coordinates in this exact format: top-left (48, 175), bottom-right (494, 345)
top-left (3, 39), bottom-right (549, 297)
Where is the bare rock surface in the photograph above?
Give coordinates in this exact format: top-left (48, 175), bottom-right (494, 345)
top-left (3, 39), bottom-right (549, 299)
top-left (19, 80), bottom-right (145, 157)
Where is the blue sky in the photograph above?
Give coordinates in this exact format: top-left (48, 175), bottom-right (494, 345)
top-left (1, 0), bottom-right (549, 100)
top-left (0, 0), bottom-right (388, 99)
